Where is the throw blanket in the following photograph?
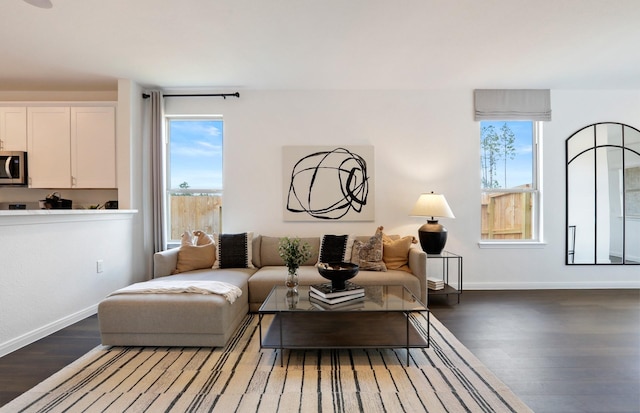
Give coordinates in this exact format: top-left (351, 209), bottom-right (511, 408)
top-left (109, 280), bottom-right (242, 304)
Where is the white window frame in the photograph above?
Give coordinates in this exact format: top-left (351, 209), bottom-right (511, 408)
top-left (479, 121), bottom-right (545, 248)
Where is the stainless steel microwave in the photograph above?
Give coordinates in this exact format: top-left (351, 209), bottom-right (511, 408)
top-left (0, 151), bottom-right (28, 186)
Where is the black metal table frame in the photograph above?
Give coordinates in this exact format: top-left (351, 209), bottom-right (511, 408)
top-left (427, 251), bottom-right (463, 303)
top-left (258, 285), bottom-right (429, 367)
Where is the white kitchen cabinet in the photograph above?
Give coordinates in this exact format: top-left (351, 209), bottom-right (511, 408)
top-left (71, 106), bottom-right (116, 188)
top-left (0, 107), bottom-right (27, 151)
top-left (27, 105), bottom-right (116, 189)
top-left (27, 107), bottom-right (72, 188)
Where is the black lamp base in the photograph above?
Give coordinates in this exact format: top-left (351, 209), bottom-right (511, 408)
top-left (418, 220), bottom-right (448, 255)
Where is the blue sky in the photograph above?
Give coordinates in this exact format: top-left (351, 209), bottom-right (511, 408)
top-left (481, 121), bottom-right (533, 189)
top-left (169, 120), bottom-right (223, 190)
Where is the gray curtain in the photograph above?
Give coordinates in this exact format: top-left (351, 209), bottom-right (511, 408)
top-left (474, 89), bottom-right (551, 121)
top-left (147, 91), bottom-right (166, 253)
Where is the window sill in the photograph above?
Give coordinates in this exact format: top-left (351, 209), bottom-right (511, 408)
top-left (478, 241), bottom-right (546, 249)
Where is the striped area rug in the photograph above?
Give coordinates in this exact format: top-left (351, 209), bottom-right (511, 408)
top-left (3, 313), bottom-right (532, 413)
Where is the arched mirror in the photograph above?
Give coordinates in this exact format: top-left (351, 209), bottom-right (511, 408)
top-left (566, 122), bottom-right (640, 265)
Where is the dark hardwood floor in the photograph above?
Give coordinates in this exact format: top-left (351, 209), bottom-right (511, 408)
top-left (0, 290), bottom-right (638, 412)
top-left (430, 290), bottom-right (640, 413)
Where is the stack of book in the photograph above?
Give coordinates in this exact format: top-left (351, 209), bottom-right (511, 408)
top-left (309, 297), bottom-right (365, 311)
top-left (309, 281), bottom-right (365, 307)
top-left (427, 277), bottom-right (445, 290)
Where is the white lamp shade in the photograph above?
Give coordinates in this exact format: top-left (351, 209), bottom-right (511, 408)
top-left (410, 193), bottom-right (455, 219)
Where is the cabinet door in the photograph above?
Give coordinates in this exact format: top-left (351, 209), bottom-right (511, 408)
top-left (27, 107), bottom-right (71, 188)
top-left (70, 107), bottom-right (116, 188)
top-left (0, 107), bottom-right (27, 151)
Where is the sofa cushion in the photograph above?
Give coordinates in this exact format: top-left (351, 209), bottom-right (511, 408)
top-left (318, 234), bottom-right (354, 263)
top-left (351, 227), bottom-right (386, 271)
top-left (345, 269), bottom-right (421, 302)
top-left (382, 234), bottom-right (413, 272)
top-left (249, 266), bottom-right (327, 306)
top-left (260, 236), bottom-right (320, 267)
top-left (247, 265), bottom-right (421, 311)
top-left (252, 234), bottom-right (262, 268)
top-left (213, 232), bottom-right (255, 269)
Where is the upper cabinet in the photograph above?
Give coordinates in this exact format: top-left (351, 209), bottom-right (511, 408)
top-left (71, 106), bottom-right (116, 188)
top-left (27, 105), bottom-right (116, 189)
top-left (27, 107), bottom-right (72, 188)
top-left (0, 107), bottom-right (27, 151)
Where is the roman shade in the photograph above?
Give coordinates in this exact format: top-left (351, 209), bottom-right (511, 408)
top-left (474, 89), bottom-right (551, 121)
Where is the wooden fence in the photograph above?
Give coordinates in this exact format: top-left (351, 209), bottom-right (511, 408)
top-left (170, 195), bottom-right (222, 240)
top-left (481, 191), bottom-right (532, 239)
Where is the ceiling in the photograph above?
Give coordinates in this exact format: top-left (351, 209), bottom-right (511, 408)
top-left (2, 0), bottom-right (640, 91)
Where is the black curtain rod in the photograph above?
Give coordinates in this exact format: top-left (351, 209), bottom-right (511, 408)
top-left (142, 92), bottom-right (240, 99)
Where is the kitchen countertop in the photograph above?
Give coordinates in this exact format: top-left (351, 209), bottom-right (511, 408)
top-left (0, 209), bottom-right (138, 225)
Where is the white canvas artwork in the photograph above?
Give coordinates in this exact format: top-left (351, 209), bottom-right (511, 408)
top-left (283, 145), bottom-right (375, 221)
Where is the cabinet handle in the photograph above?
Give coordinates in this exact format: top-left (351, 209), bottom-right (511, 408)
top-left (72, 176), bottom-right (77, 187)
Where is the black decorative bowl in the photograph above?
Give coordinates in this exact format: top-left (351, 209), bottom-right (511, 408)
top-left (317, 262), bottom-right (359, 291)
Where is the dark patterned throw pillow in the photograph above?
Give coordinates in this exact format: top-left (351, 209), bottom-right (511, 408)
top-left (317, 234), bottom-right (354, 264)
top-left (213, 232), bottom-right (254, 269)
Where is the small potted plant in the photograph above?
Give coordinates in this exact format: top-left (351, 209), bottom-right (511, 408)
top-left (278, 237), bottom-right (313, 288)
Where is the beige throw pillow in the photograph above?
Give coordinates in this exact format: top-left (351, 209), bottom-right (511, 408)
top-left (193, 230), bottom-right (214, 246)
top-left (172, 230), bottom-right (217, 274)
top-left (180, 230), bottom-right (194, 246)
top-left (172, 243), bottom-right (216, 274)
top-left (382, 232), bottom-right (414, 273)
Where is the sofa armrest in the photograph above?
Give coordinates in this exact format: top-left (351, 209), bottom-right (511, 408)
top-left (408, 246), bottom-right (427, 305)
top-left (153, 248), bottom-right (179, 278)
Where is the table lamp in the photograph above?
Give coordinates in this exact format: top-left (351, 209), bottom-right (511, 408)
top-left (410, 192), bottom-right (455, 254)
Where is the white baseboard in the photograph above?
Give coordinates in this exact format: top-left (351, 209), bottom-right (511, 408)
top-left (0, 304), bottom-right (98, 358)
top-left (464, 281), bottom-right (640, 290)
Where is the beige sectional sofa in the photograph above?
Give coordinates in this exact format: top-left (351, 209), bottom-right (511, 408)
top-left (98, 233), bottom-right (427, 348)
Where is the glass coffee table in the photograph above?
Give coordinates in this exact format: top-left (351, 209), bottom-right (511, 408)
top-left (258, 285), bottom-right (429, 366)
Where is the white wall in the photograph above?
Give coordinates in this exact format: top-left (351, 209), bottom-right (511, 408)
top-left (166, 89), bottom-right (640, 289)
top-left (117, 80), bottom-right (151, 281)
top-left (0, 212), bottom-right (139, 356)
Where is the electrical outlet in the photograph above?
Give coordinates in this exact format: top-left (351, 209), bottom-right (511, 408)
top-left (97, 260), bottom-right (104, 273)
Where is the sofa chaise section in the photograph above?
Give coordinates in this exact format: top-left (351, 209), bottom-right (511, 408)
top-left (98, 254), bottom-right (256, 347)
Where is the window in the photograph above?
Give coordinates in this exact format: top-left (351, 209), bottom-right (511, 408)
top-left (480, 121), bottom-right (542, 242)
top-left (166, 117), bottom-right (223, 243)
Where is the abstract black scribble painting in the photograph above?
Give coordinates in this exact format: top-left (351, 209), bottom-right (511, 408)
top-left (283, 146), bottom-right (374, 221)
